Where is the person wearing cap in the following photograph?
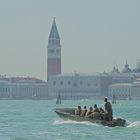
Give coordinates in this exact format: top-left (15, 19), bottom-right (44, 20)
top-left (104, 97), bottom-right (113, 121)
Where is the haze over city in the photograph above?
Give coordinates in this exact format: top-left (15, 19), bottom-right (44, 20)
top-left (0, 0), bottom-right (140, 81)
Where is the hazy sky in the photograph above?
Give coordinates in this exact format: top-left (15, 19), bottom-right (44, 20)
top-left (0, 0), bottom-right (140, 81)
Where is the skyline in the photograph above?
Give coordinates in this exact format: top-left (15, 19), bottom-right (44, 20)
top-left (0, 0), bottom-right (140, 81)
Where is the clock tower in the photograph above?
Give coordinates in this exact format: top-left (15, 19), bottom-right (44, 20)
top-left (47, 18), bottom-right (61, 81)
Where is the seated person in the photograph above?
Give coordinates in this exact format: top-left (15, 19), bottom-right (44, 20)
top-left (75, 106), bottom-right (82, 116)
top-left (99, 107), bottom-right (105, 120)
top-left (93, 104), bottom-right (100, 113)
top-left (85, 107), bottom-right (93, 118)
top-left (81, 106), bottom-right (87, 117)
top-left (88, 104), bottom-right (100, 119)
top-left (90, 112), bottom-right (101, 119)
top-left (99, 107), bottom-right (105, 113)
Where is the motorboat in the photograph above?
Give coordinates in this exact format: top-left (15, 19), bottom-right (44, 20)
top-left (54, 108), bottom-right (126, 127)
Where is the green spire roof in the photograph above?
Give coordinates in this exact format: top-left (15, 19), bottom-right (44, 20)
top-left (49, 18), bottom-right (60, 39)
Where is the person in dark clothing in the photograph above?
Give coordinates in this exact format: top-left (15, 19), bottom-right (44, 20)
top-left (99, 107), bottom-right (105, 113)
top-left (104, 97), bottom-right (113, 121)
top-left (99, 107), bottom-right (105, 120)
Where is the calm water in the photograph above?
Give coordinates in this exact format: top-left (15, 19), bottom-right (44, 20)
top-left (0, 99), bottom-right (140, 140)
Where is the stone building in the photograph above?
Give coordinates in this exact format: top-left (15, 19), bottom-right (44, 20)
top-left (0, 76), bottom-right (48, 99)
top-left (109, 79), bottom-right (140, 100)
top-left (48, 73), bottom-right (112, 99)
top-left (109, 83), bottom-right (132, 100)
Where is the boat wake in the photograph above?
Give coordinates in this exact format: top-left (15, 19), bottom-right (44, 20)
top-left (53, 119), bottom-right (99, 126)
top-left (127, 121), bottom-right (140, 128)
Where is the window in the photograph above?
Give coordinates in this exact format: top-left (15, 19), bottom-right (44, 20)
top-left (112, 89), bottom-right (114, 93)
top-left (60, 81), bottom-right (63, 86)
top-left (53, 81), bottom-right (56, 86)
top-left (95, 83), bottom-right (98, 87)
top-left (68, 81), bottom-right (71, 86)
top-left (80, 81), bottom-right (83, 86)
top-left (87, 83), bottom-right (90, 86)
top-left (49, 49), bottom-right (55, 53)
top-left (73, 82), bottom-right (77, 87)
top-left (56, 50), bottom-right (60, 54)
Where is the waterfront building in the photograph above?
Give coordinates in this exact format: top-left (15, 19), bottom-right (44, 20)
top-left (1, 19), bottom-right (140, 100)
top-left (132, 79), bottom-right (140, 99)
top-left (109, 79), bottom-right (140, 100)
top-left (109, 83), bottom-right (132, 100)
top-left (110, 73), bottom-right (135, 84)
top-left (48, 73), bottom-right (112, 99)
top-left (0, 76), bottom-right (48, 99)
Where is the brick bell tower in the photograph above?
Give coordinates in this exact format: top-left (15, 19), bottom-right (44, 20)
top-left (47, 18), bottom-right (61, 81)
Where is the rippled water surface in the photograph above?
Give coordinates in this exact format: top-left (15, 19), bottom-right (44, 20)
top-left (0, 100), bottom-right (140, 140)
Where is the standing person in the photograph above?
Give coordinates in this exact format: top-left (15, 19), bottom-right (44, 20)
top-left (104, 97), bottom-right (113, 121)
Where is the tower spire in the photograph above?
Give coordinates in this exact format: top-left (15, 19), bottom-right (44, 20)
top-left (49, 18), bottom-right (60, 39)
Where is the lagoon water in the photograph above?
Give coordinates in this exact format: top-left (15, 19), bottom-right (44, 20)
top-left (0, 99), bottom-right (140, 140)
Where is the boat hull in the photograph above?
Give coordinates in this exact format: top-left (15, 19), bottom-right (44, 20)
top-left (54, 108), bottom-right (126, 127)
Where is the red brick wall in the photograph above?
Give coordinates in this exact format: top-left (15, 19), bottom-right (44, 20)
top-left (47, 58), bottom-right (61, 76)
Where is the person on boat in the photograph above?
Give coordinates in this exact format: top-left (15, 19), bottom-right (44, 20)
top-left (99, 107), bottom-right (106, 120)
top-left (104, 97), bottom-right (113, 121)
top-left (81, 106), bottom-right (87, 117)
top-left (88, 104), bottom-right (101, 119)
top-left (75, 106), bottom-right (82, 116)
top-left (99, 107), bottom-right (105, 113)
top-left (85, 107), bottom-right (93, 118)
top-left (93, 104), bottom-right (100, 113)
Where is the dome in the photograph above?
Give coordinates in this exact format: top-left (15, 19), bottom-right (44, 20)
top-left (122, 62), bottom-right (131, 73)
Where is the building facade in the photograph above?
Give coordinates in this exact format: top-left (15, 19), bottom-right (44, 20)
top-left (109, 83), bottom-right (132, 100)
top-left (109, 79), bottom-right (140, 100)
top-left (0, 76), bottom-right (48, 99)
top-left (1, 19), bottom-right (140, 100)
top-left (132, 80), bottom-right (140, 99)
top-left (48, 73), bottom-right (112, 99)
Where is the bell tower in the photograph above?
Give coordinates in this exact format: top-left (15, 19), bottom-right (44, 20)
top-left (47, 18), bottom-right (61, 81)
